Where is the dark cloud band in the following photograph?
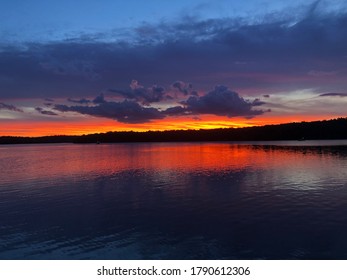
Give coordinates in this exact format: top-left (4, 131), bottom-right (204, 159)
top-left (53, 85), bottom-right (267, 123)
top-left (1, 7), bottom-right (346, 100)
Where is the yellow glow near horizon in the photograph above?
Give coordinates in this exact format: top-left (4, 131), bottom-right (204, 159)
top-left (0, 113), bottom-right (342, 137)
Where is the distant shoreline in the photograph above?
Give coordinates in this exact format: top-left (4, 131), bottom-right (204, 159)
top-left (1, 118), bottom-right (347, 145)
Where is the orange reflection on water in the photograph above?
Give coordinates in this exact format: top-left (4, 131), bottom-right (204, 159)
top-left (0, 142), bottom-right (339, 187)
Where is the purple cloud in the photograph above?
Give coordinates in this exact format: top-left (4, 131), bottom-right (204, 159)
top-left (319, 93), bottom-right (347, 97)
top-left (53, 85), bottom-right (267, 123)
top-left (172, 81), bottom-right (194, 95)
top-left (67, 98), bottom-right (91, 104)
top-left (181, 86), bottom-right (265, 117)
top-left (0, 102), bottom-right (23, 112)
top-left (92, 93), bottom-right (106, 104)
top-left (1, 7), bottom-right (347, 100)
top-left (109, 80), bottom-right (167, 105)
top-left (35, 107), bottom-right (58, 116)
top-left (163, 106), bottom-right (187, 116)
top-left (54, 99), bottom-right (164, 123)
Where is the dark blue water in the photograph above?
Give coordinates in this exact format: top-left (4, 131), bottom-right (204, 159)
top-left (1, 141), bottom-right (347, 259)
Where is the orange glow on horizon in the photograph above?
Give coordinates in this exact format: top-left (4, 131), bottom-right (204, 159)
top-left (0, 113), bottom-right (342, 137)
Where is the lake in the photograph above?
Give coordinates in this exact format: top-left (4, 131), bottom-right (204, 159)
top-left (1, 141), bottom-right (347, 259)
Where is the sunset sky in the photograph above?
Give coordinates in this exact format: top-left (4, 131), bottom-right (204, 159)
top-left (1, 0), bottom-right (347, 136)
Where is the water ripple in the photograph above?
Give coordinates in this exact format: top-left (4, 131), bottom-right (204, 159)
top-left (1, 142), bottom-right (347, 259)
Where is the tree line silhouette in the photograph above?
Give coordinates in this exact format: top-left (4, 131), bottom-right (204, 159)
top-left (1, 118), bottom-right (346, 144)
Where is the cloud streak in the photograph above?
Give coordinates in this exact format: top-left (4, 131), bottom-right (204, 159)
top-left (35, 107), bottom-right (58, 116)
top-left (0, 102), bottom-right (23, 112)
top-left (319, 93), bottom-right (347, 97)
top-left (54, 100), bottom-right (165, 123)
top-left (67, 98), bottom-right (91, 104)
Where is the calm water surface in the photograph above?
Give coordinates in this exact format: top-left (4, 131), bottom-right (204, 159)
top-left (1, 141), bottom-right (347, 259)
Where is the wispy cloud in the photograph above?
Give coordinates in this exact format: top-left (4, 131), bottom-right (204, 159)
top-left (35, 107), bottom-right (58, 116)
top-left (67, 98), bottom-right (91, 104)
top-left (319, 93), bottom-right (347, 97)
top-left (0, 102), bottom-right (23, 112)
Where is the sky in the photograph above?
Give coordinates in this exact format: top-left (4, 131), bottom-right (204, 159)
top-left (1, 0), bottom-right (347, 136)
